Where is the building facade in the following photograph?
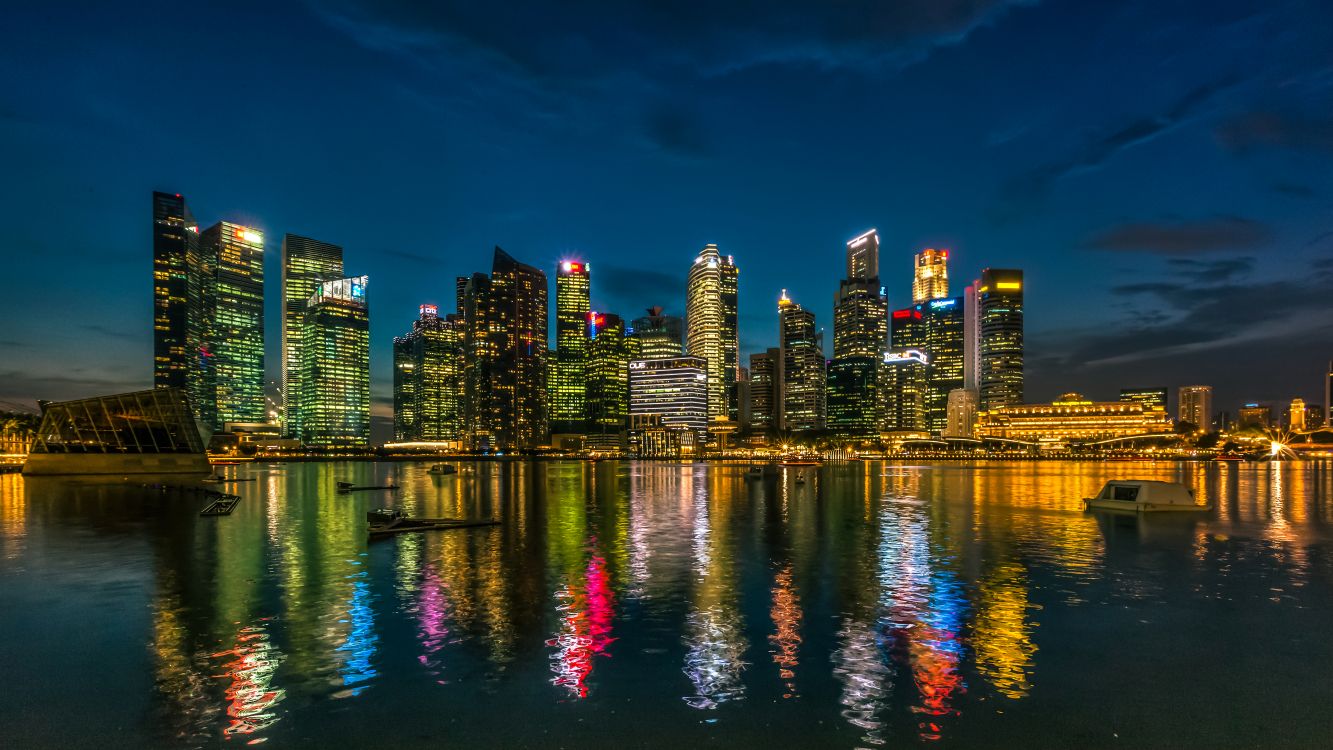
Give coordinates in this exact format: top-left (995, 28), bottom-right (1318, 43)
top-left (685, 244), bottom-right (739, 421)
top-left (748, 349), bottom-right (779, 431)
top-left (1178, 385), bottom-right (1213, 430)
top-left (296, 276), bottom-right (370, 449)
top-left (976, 393), bottom-right (1172, 443)
top-left (944, 388), bottom-right (979, 438)
top-left (827, 356), bottom-right (879, 438)
top-left (628, 356), bottom-right (708, 438)
top-left (1238, 403), bottom-right (1271, 429)
top-left (778, 291), bottom-right (825, 431)
top-left (199, 221), bottom-right (266, 430)
top-left (629, 307), bottom-right (684, 360)
top-left (977, 268), bottom-right (1023, 410)
top-left (880, 350), bottom-right (928, 431)
top-left (924, 296), bottom-right (965, 433)
top-left (551, 260), bottom-right (591, 435)
top-left (392, 304), bottom-right (464, 444)
top-left (912, 248), bottom-right (949, 303)
top-left (281, 234), bottom-right (342, 436)
top-left (151, 192), bottom-right (199, 392)
top-left (1120, 387), bottom-right (1168, 413)
top-left (486, 247), bottom-right (548, 450)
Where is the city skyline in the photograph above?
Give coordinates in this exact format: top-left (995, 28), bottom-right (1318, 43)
top-left (4, 1), bottom-right (1333, 440)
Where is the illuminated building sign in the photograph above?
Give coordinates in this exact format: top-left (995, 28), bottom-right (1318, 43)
top-left (233, 227), bottom-right (263, 244)
top-left (996, 281), bottom-right (1022, 290)
top-left (561, 261), bottom-right (585, 273)
top-left (893, 310), bottom-right (911, 319)
top-left (420, 303), bottom-right (438, 317)
top-left (884, 349), bottom-right (928, 365)
top-left (929, 299), bottom-right (956, 309)
top-left (313, 275), bottom-right (368, 306)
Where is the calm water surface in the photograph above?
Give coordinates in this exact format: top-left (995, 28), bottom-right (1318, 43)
top-left (1, 461), bottom-right (1331, 748)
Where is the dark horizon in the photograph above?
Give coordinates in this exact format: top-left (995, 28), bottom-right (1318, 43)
top-left (3, 0), bottom-right (1332, 431)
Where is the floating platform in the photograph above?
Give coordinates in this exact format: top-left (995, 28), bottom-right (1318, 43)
top-left (200, 497), bottom-right (241, 516)
top-left (366, 509), bottom-right (498, 539)
top-left (337, 481), bottom-right (400, 493)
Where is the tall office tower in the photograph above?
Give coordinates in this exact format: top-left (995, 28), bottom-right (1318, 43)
top-left (486, 247), bottom-right (549, 450)
top-left (630, 306), bottom-right (685, 360)
top-left (296, 276), bottom-right (370, 448)
top-left (720, 255), bottom-right (740, 421)
top-left (586, 312), bottom-right (633, 438)
top-left (199, 222), bottom-right (266, 429)
top-left (455, 276), bottom-right (468, 316)
top-left (778, 291), bottom-right (825, 431)
top-left (1327, 361), bottom-right (1333, 427)
top-left (281, 234), bottom-right (343, 435)
top-left (880, 350), bottom-right (928, 431)
top-left (748, 348), bottom-right (780, 430)
top-left (846, 229), bottom-right (879, 280)
top-left (393, 304), bottom-right (465, 443)
top-left (151, 192), bottom-right (198, 390)
top-left (912, 248), bottom-right (949, 303)
top-left (628, 356), bottom-right (709, 437)
top-left (827, 357), bottom-right (879, 437)
top-left (891, 304), bottom-right (927, 351)
top-left (1289, 398), bottom-right (1307, 431)
top-left (944, 388), bottom-right (978, 438)
top-left (1120, 387), bottom-right (1168, 412)
top-left (963, 281), bottom-right (980, 391)
top-left (392, 335), bottom-right (416, 441)
top-left (461, 272), bottom-right (495, 448)
top-left (550, 260), bottom-right (591, 435)
top-left (923, 296), bottom-right (965, 433)
top-left (686, 244), bottom-right (740, 421)
top-left (1239, 403), bottom-right (1272, 429)
top-left (1177, 385), bottom-right (1213, 430)
top-left (977, 268), bottom-right (1024, 410)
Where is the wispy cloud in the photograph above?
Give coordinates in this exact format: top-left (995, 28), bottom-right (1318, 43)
top-left (1215, 110), bottom-right (1333, 154)
top-left (1083, 216), bottom-right (1271, 255)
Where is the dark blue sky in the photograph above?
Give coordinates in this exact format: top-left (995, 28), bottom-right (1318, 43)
top-left (2, 0), bottom-right (1332, 428)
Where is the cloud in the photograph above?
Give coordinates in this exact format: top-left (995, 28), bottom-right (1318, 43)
top-left (82, 324), bottom-right (137, 341)
top-left (1272, 181), bottom-right (1316, 198)
top-left (1083, 216), bottom-right (1271, 255)
top-left (1163, 256), bottom-right (1256, 280)
top-left (642, 107), bottom-right (711, 157)
top-left (1215, 111), bottom-right (1333, 155)
top-left (0, 369), bottom-right (145, 405)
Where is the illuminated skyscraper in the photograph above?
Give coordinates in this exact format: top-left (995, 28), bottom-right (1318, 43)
top-left (686, 244), bottom-right (739, 421)
top-left (880, 350), bottom-right (928, 431)
top-left (1239, 403), bottom-right (1271, 429)
top-left (827, 357), bottom-right (878, 437)
top-left (924, 297), bottom-right (965, 433)
top-left (630, 306), bottom-right (684, 360)
top-left (551, 260), bottom-right (591, 435)
top-left (461, 272), bottom-right (495, 447)
top-left (393, 304), bottom-right (464, 443)
top-left (281, 234), bottom-right (342, 436)
top-left (628, 356), bottom-right (708, 437)
top-left (484, 247), bottom-right (548, 450)
top-left (296, 276), bottom-right (369, 448)
top-left (978, 268), bottom-right (1024, 410)
top-left (830, 230), bottom-right (888, 437)
top-left (1120, 388), bottom-right (1168, 412)
top-left (199, 221), bottom-right (266, 429)
top-left (748, 348), bottom-right (779, 430)
top-left (778, 291), bottom-right (825, 431)
top-left (846, 229), bottom-right (879, 280)
top-left (586, 312), bottom-right (633, 440)
top-left (1326, 362), bottom-right (1332, 428)
top-left (912, 248), bottom-right (949, 304)
top-left (152, 191), bottom-right (211, 424)
top-left (1177, 385), bottom-right (1213, 430)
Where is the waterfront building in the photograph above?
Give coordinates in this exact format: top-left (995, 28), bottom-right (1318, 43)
top-left (1238, 403), bottom-right (1271, 430)
top-left (151, 192), bottom-right (200, 391)
top-left (976, 393), bottom-right (1172, 443)
top-left (483, 248), bottom-right (549, 450)
top-left (1288, 398), bottom-right (1307, 431)
top-left (296, 276), bottom-right (370, 449)
top-left (1120, 387), bottom-right (1168, 413)
top-left (912, 248), bottom-right (949, 303)
top-left (1178, 385), bottom-right (1213, 430)
top-left (281, 234), bottom-right (342, 436)
top-left (879, 350), bottom-right (928, 431)
top-left (924, 296), bottom-right (965, 433)
top-left (629, 306), bottom-right (684, 360)
top-left (1327, 362), bottom-right (1332, 427)
top-left (964, 281), bottom-right (980, 391)
top-left (628, 356), bottom-right (708, 439)
top-left (551, 260), bottom-right (591, 435)
top-left (977, 268), bottom-right (1024, 410)
top-left (827, 356), bottom-right (878, 438)
top-left (685, 245), bottom-right (739, 421)
top-left (778, 291), bottom-right (825, 431)
top-left (748, 349), bottom-right (780, 430)
top-left (461, 272), bottom-right (495, 447)
top-left (199, 221), bottom-right (266, 430)
top-left (586, 312), bottom-right (633, 442)
top-left (833, 230), bottom-right (888, 359)
top-left (891, 305), bottom-right (927, 351)
top-left (628, 413), bottom-right (700, 458)
top-left (944, 388), bottom-right (979, 438)
top-left (392, 304), bottom-right (464, 444)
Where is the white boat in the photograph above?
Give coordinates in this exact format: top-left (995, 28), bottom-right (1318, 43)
top-left (1082, 480), bottom-right (1211, 512)
top-left (427, 464), bottom-right (456, 475)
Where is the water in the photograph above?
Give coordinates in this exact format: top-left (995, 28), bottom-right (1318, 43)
top-left (1, 461), bottom-right (1331, 748)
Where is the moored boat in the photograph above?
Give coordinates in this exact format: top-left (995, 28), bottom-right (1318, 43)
top-left (427, 463), bottom-right (457, 475)
top-left (366, 508), bottom-right (499, 539)
top-left (1082, 480), bottom-right (1211, 512)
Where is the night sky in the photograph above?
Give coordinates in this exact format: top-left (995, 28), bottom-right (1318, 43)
top-left (2, 0), bottom-right (1332, 436)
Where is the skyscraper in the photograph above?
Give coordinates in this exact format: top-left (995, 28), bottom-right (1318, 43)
top-left (199, 222), bottom-right (266, 429)
top-left (628, 356), bottom-right (708, 437)
top-left (830, 230), bottom-right (888, 438)
top-left (152, 191), bottom-right (210, 423)
top-left (846, 229), bottom-right (880, 280)
top-left (393, 304), bottom-right (464, 443)
top-left (827, 357), bottom-right (878, 437)
top-left (282, 234), bottom-right (343, 436)
top-left (832, 280), bottom-right (887, 359)
top-left (891, 305), bottom-right (927, 351)
top-left (296, 276), bottom-right (369, 448)
top-left (778, 291), bottom-right (825, 431)
top-left (912, 248), bottom-right (949, 303)
top-left (586, 312), bottom-right (633, 441)
top-left (486, 247), bottom-right (548, 450)
top-left (1120, 387), bottom-right (1168, 412)
top-left (1326, 361), bottom-right (1332, 428)
top-left (880, 350), bottom-right (928, 431)
top-left (748, 348), bottom-right (779, 431)
top-left (630, 306), bottom-right (684, 360)
top-left (551, 260), bottom-right (591, 435)
top-left (461, 272), bottom-right (495, 447)
top-left (1177, 385), bottom-right (1213, 430)
top-left (978, 268), bottom-right (1024, 410)
top-left (924, 296), bottom-right (965, 433)
top-left (686, 244), bottom-right (739, 421)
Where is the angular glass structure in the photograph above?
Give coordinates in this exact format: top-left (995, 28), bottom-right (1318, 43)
top-left (24, 388), bottom-right (209, 475)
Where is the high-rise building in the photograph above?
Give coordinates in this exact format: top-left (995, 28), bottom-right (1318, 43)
top-left (1288, 398), bottom-right (1307, 431)
top-left (964, 281), bottom-right (980, 391)
top-left (281, 234), bottom-right (342, 436)
top-left (1326, 361), bottom-right (1332, 428)
top-left (1238, 403), bottom-right (1271, 429)
top-left (778, 291), bottom-right (825, 431)
top-left (461, 272), bottom-right (495, 447)
top-left (685, 245), bottom-right (739, 422)
top-left (199, 222), bottom-right (266, 429)
top-left (944, 388), bottom-right (979, 438)
top-left (880, 350), bottom-right (928, 431)
top-left (586, 312), bottom-right (633, 439)
top-left (393, 304), bottom-right (464, 443)
top-left (924, 297), bottom-right (965, 433)
top-left (978, 268), bottom-right (1023, 410)
top-left (846, 229), bottom-right (880, 280)
top-left (152, 192), bottom-right (211, 424)
top-left (551, 260), bottom-right (591, 435)
top-left (912, 248), bottom-right (949, 303)
top-left (486, 247), bottom-right (548, 450)
top-left (296, 276), bottom-right (369, 449)
top-left (1177, 385), bottom-right (1213, 430)
top-left (628, 356), bottom-right (708, 438)
top-left (630, 306), bottom-right (684, 360)
top-left (891, 305), bottom-right (927, 351)
top-left (827, 356), bottom-right (878, 437)
top-left (1120, 387), bottom-right (1168, 413)
top-left (748, 348), bottom-right (780, 431)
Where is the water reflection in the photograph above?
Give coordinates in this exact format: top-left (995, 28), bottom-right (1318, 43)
top-left (1, 461), bottom-right (1331, 747)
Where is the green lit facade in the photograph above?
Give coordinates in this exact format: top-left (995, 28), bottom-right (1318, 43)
top-left (393, 304), bottom-right (464, 443)
top-left (587, 312), bottom-right (633, 437)
top-left (551, 261), bottom-right (590, 435)
top-left (924, 296), bottom-right (965, 433)
top-left (297, 276), bottom-right (370, 449)
top-left (827, 356), bottom-right (879, 437)
top-left (199, 221), bottom-right (266, 429)
top-left (629, 307), bottom-right (684, 360)
top-left (281, 234), bottom-right (343, 436)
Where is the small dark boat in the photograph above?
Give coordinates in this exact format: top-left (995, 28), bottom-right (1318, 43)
top-left (366, 509), bottom-right (499, 539)
top-left (427, 464), bottom-right (457, 475)
top-left (337, 481), bottom-right (399, 493)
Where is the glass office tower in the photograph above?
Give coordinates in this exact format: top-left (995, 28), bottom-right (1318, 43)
top-left (297, 276), bottom-right (369, 449)
top-left (686, 244), bottom-right (739, 421)
top-left (199, 221), bottom-right (266, 429)
top-left (978, 268), bottom-right (1024, 411)
top-left (551, 260), bottom-right (591, 435)
top-left (282, 234), bottom-right (343, 436)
